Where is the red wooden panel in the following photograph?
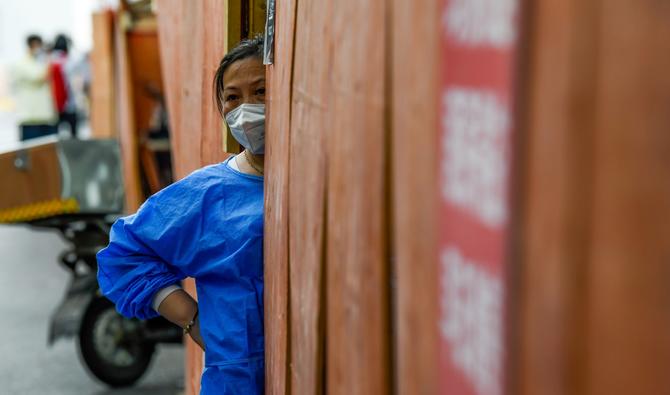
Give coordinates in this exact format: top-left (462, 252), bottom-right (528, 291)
top-left (172, 1), bottom-right (205, 179)
top-left (325, 0), bottom-right (391, 393)
top-left (390, 0), bottom-right (440, 394)
top-left (199, 0), bottom-right (230, 166)
top-left (287, 0), bottom-right (333, 393)
top-left (264, 0), bottom-right (297, 394)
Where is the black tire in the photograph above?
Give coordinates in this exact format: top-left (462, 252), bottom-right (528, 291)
top-left (78, 297), bottom-right (155, 387)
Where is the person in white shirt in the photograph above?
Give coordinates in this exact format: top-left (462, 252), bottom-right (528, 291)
top-left (12, 34), bottom-right (57, 141)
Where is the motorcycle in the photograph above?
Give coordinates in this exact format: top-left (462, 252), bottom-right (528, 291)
top-left (36, 214), bottom-right (183, 388)
top-left (0, 138), bottom-right (182, 388)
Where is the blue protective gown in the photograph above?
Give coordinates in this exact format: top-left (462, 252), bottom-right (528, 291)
top-left (97, 157), bottom-right (264, 394)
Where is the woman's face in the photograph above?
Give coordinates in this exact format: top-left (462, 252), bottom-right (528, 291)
top-left (221, 57), bottom-right (266, 117)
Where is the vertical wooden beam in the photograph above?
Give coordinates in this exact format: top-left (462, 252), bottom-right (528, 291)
top-left (156, 0), bottom-right (184, 173)
top-left (513, 0), bottom-right (601, 393)
top-left (90, 11), bottom-right (116, 139)
top-left (115, 11), bottom-right (143, 212)
top-left (174, 1), bottom-right (206, 177)
top-left (390, 0), bottom-right (440, 393)
top-left (264, 0), bottom-right (297, 393)
top-left (326, 0), bottom-right (391, 393)
top-left (514, 0), bottom-right (670, 394)
top-left (199, 0), bottom-right (232, 166)
top-left (584, 1), bottom-right (670, 393)
top-left (286, 0), bottom-right (332, 393)
top-left (126, 30), bottom-right (164, 139)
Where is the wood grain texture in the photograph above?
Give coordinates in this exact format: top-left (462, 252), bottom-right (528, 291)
top-left (90, 11), bottom-right (116, 139)
top-left (264, 0), bottom-right (297, 393)
top-left (0, 144), bottom-right (61, 208)
top-left (390, 0), bottom-right (440, 393)
top-left (514, 0), bottom-right (670, 394)
top-left (513, 0), bottom-right (599, 390)
top-left (325, 0), bottom-right (391, 393)
top-left (126, 32), bottom-right (163, 140)
top-left (156, 0), bottom-right (181, 152)
top-left (287, 0), bottom-right (332, 392)
top-left (156, 0), bottom-right (182, 173)
top-left (585, 1), bottom-right (670, 393)
top-left (114, 12), bottom-right (143, 212)
top-left (199, 0), bottom-right (231, 166)
top-left (173, 1), bottom-right (206, 178)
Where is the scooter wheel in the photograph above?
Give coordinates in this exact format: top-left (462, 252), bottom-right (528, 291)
top-left (78, 297), bottom-right (156, 387)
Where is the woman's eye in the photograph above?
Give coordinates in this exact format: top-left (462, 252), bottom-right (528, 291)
top-left (256, 88), bottom-right (266, 95)
top-left (225, 94), bottom-right (239, 102)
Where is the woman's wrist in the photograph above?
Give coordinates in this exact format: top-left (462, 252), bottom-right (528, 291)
top-left (183, 309), bottom-right (199, 335)
top-left (156, 289), bottom-right (199, 328)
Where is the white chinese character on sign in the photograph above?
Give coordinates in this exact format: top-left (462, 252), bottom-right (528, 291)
top-left (443, 0), bottom-right (517, 48)
top-left (441, 87), bottom-right (509, 228)
top-left (441, 246), bottom-right (502, 395)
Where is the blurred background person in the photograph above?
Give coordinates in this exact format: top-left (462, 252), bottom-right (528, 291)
top-left (50, 33), bottom-right (79, 138)
top-left (11, 34), bottom-right (57, 141)
top-left (68, 51), bottom-right (91, 122)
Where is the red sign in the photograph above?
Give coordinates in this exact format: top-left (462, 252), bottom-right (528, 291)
top-left (438, 0), bottom-right (520, 394)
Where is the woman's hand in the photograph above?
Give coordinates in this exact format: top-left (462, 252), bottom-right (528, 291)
top-left (157, 289), bottom-right (206, 351)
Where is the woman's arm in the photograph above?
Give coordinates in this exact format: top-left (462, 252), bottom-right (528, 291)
top-left (157, 289), bottom-right (205, 350)
top-left (97, 172), bottom-right (214, 348)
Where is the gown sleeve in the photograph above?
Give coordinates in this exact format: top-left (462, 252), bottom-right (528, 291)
top-left (96, 176), bottom-right (210, 319)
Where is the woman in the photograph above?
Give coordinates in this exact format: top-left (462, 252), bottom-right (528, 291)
top-left (50, 34), bottom-right (78, 138)
top-left (97, 36), bottom-right (267, 394)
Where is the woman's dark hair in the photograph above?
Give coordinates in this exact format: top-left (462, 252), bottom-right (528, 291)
top-left (213, 35), bottom-right (264, 116)
top-left (53, 34), bottom-right (70, 54)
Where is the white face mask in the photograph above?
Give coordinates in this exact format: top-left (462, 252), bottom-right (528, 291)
top-left (224, 103), bottom-right (266, 155)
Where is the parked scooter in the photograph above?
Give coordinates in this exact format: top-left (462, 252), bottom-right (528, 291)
top-left (36, 213), bottom-right (183, 388)
top-left (0, 138), bottom-right (181, 387)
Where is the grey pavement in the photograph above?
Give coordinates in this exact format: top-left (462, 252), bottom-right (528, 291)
top-left (0, 225), bottom-right (184, 395)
